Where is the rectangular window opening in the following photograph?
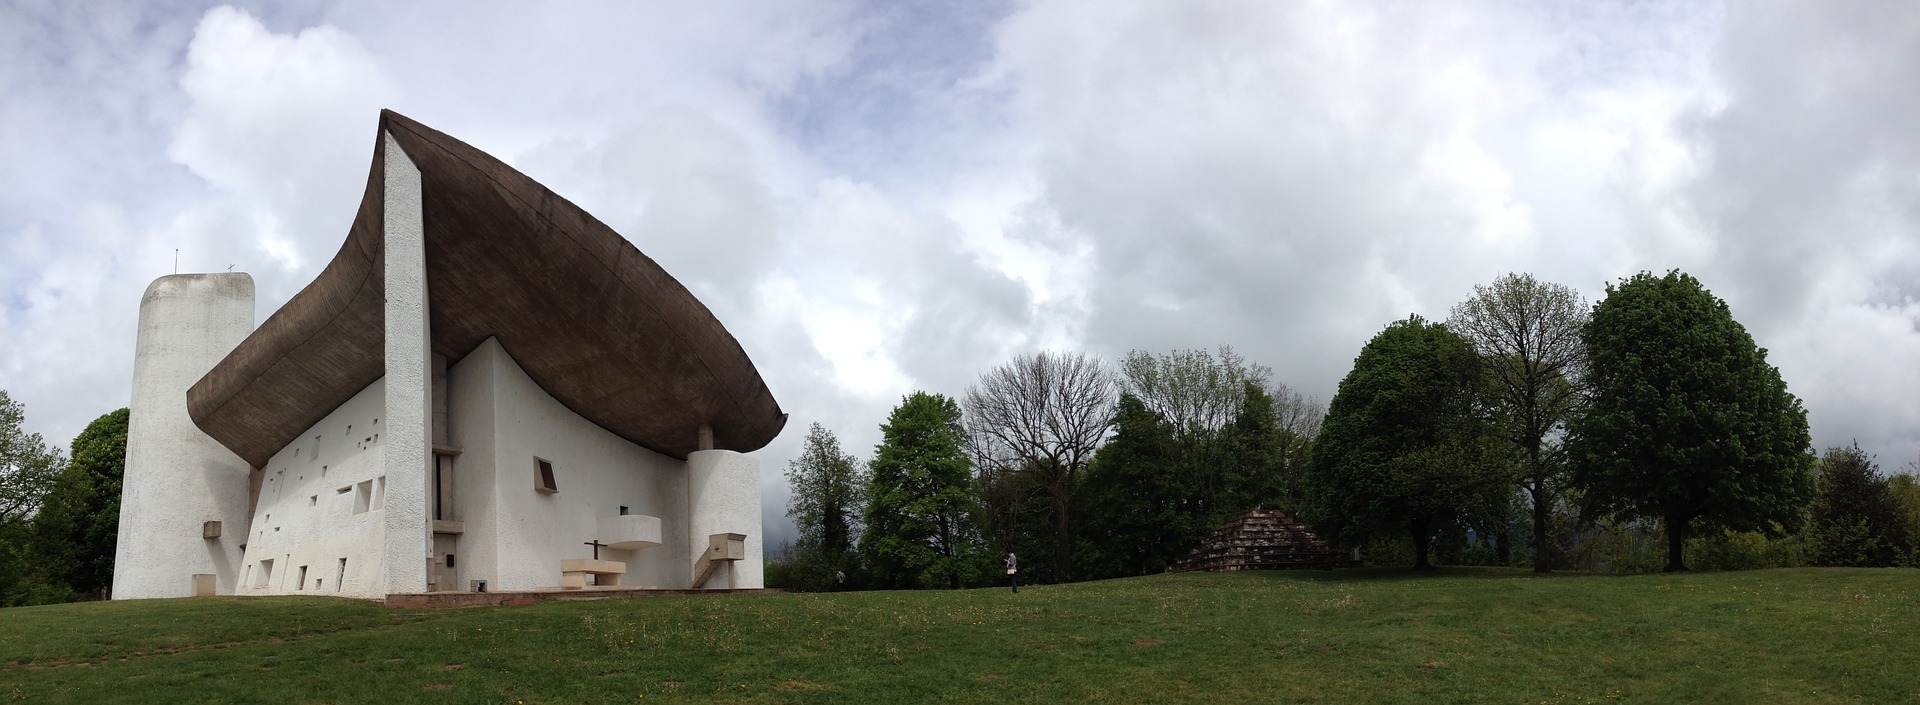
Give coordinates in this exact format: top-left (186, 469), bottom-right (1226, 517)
top-left (434, 456), bottom-right (455, 521)
top-left (354, 480), bottom-right (372, 515)
top-left (256, 559), bottom-right (274, 589)
top-left (534, 458), bottom-right (559, 494)
top-left (310, 435), bottom-right (321, 463)
top-left (295, 565), bottom-right (308, 590)
top-left (336, 558), bottom-right (347, 592)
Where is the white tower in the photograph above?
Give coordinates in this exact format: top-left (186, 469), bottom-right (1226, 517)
top-left (112, 273), bottom-right (256, 599)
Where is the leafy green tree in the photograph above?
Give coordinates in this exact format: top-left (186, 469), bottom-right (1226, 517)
top-left (1567, 271), bottom-right (1815, 572)
top-left (859, 392), bottom-right (988, 589)
top-left (1891, 470), bottom-right (1920, 567)
top-left (1448, 273), bottom-right (1587, 572)
top-left (1, 390), bottom-right (67, 606)
top-left (1115, 347), bottom-right (1321, 540)
top-left (1118, 346), bottom-right (1261, 523)
top-left (1222, 381), bottom-right (1309, 514)
top-left (1806, 444), bottom-right (1909, 567)
top-left (1075, 394), bottom-right (1191, 578)
top-left (32, 408), bottom-right (129, 600)
top-left (783, 423), bottom-right (866, 591)
top-left (1302, 316), bottom-right (1508, 569)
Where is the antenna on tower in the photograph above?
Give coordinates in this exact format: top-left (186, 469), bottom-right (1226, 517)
top-left (174, 249), bottom-right (179, 274)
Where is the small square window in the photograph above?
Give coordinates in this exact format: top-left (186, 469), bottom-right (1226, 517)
top-left (534, 458), bottom-right (558, 494)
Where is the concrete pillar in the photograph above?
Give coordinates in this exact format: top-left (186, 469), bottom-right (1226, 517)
top-left (114, 273), bottom-right (255, 599)
top-left (382, 131), bottom-right (432, 595)
top-left (686, 449), bottom-right (763, 589)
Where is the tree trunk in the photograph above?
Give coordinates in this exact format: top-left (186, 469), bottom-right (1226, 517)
top-left (1531, 483), bottom-right (1552, 573)
top-left (1411, 515), bottom-right (1433, 570)
top-left (1052, 489), bottom-right (1073, 582)
top-left (1664, 515), bottom-right (1688, 572)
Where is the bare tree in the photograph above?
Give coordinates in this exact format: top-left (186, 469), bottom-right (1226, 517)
top-left (964, 351), bottom-right (1115, 580)
top-left (1448, 273), bottom-right (1587, 572)
top-left (1271, 381), bottom-right (1324, 441)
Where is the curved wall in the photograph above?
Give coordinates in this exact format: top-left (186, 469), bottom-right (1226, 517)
top-left (113, 273), bottom-right (256, 599)
top-left (687, 450), bottom-right (763, 589)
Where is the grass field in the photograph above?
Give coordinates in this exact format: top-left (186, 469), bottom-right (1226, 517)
top-left (2, 568), bottom-right (1916, 704)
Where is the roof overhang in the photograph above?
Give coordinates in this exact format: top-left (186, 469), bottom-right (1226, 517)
top-left (186, 110), bottom-right (786, 467)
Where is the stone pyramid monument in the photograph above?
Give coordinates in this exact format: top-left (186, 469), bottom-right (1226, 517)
top-left (1170, 509), bottom-right (1356, 572)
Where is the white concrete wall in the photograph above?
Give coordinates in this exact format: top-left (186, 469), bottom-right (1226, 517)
top-left (444, 342), bottom-right (498, 591)
top-left (236, 379), bottom-right (389, 598)
top-left (448, 338), bottom-right (691, 590)
top-left (114, 273), bottom-right (256, 599)
top-left (381, 131), bottom-right (433, 595)
top-left (687, 450), bottom-right (763, 589)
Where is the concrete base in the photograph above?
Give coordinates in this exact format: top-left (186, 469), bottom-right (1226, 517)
top-left (559, 558), bottom-right (625, 590)
top-left (385, 586), bottom-right (776, 608)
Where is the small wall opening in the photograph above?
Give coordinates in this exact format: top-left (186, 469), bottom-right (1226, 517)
top-left (534, 458), bottom-right (558, 494)
top-left (336, 558), bottom-right (347, 592)
top-left (256, 559), bottom-right (274, 588)
top-left (354, 480), bottom-right (372, 514)
top-left (295, 565), bottom-right (308, 590)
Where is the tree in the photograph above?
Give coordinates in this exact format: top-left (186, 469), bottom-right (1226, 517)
top-left (1, 390), bottom-right (66, 606)
top-left (1806, 444), bottom-right (1909, 567)
top-left (1116, 346), bottom-right (1322, 535)
top-left (32, 408), bottom-right (129, 599)
top-left (1302, 316), bottom-right (1508, 569)
top-left (1118, 345), bottom-right (1271, 438)
top-left (1567, 271), bottom-right (1815, 572)
top-left (1891, 469), bottom-right (1920, 567)
top-left (1448, 273), bottom-right (1588, 572)
top-left (783, 423), bottom-right (866, 590)
top-left (964, 351), bottom-right (1114, 581)
top-left (858, 392), bottom-right (987, 589)
top-left (0, 391), bottom-right (63, 525)
top-left (1075, 394), bottom-right (1190, 578)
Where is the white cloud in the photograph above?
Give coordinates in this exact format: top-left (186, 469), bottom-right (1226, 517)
top-left (3, 0), bottom-right (1917, 551)
top-left (169, 5), bottom-right (398, 282)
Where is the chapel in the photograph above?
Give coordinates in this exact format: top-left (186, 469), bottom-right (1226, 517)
top-left (112, 110), bottom-right (785, 600)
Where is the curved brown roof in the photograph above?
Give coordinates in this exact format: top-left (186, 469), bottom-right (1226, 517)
top-left (187, 110), bottom-right (786, 467)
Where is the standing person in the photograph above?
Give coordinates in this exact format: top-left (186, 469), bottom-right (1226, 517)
top-left (1005, 552), bottom-right (1018, 594)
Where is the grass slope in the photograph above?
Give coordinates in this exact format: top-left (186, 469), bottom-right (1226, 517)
top-left (2, 568), bottom-right (1916, 704)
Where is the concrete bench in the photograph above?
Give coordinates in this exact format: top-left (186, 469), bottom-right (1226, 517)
top-left (559, 558), bottom-right (626, 590)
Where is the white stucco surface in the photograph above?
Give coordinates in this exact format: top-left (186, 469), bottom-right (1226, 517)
top-left (448, 338), bottom-right (691, 590)
top-left (113, 273), bottom-right (256, 599)
top-left (236, 379), bottom-right (389, 598)
top-left (687, 450), bottom-right (763, 589)
top-left (381, 131), bottom-right (432, 595)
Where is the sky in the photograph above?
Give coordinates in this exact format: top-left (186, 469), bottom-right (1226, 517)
top-left (2, 0), bottom-right (1917, 545)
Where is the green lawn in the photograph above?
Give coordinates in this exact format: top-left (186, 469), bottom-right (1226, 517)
top-left (2, 568), bottom-right (1916, 704)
